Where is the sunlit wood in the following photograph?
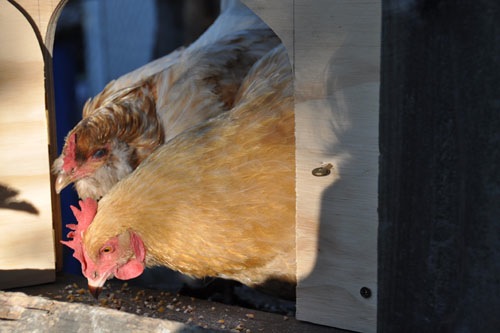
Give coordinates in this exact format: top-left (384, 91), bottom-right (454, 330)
top-left (0, 0), bottom-right (66, 288)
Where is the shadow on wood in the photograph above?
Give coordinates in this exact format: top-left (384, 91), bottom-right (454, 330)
top-left (0, 269), bottom-right (55, 290)
top-left (0, 183), bottom-right (39, 215)
top-left (378, 1), bottom-right (500, 331)
top-left (294, 2), bottom-right (379, 332)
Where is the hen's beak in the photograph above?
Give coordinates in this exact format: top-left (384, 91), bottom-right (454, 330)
top-left (88, 284), bottom-right (103, 299)
top-left (87, 271), bottom-right (111, 299)
top-left (55, 172), bottom-right (73, 193)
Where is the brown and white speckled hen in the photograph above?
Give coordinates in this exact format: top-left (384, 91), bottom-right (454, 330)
top-left (62, 44), bottom-right (295, 299)
top-left (53, 1), bottom-right (280, 200)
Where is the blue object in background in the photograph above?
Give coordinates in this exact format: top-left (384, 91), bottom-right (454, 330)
top-left (53, 42), bottom-right (82, 276)
top-left (53, 0), bottom-right (157, 276)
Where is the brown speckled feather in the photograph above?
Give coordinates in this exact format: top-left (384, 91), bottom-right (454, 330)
top-left (53, 26), bottom-right (280, 200)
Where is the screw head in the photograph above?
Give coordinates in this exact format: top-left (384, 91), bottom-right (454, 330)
top-left (312, 163), bottom-right (333, 177)
top-left (360, 287), bottom-right (372, 299)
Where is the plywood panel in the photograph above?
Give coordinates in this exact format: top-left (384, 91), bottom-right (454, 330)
top-left (0, 0), bottom-right (61, 289)
top-left (293, 1), bottom-right (380, 332)
top-left (244, 1), bottom-right (380, 331)
top-left (245, 0), bottom-right (381, 332)
top-left (295, 98), bottom-right (378, 332)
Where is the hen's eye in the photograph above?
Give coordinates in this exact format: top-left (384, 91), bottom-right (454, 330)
top-left (92, 148), bottom-right (107, 159)
top-left (101, 246), bottom-right (113, 254)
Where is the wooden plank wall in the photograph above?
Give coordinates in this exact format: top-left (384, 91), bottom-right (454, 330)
top-left (0, 0), bottom-right (64, 288)
top-left (245, 1), bottom-right (380, 332)
top-left (378, 1), bottom-right (500, 331)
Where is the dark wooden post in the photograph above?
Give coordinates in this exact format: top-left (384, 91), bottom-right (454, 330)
top-left (378, 1), bottom-right (500, 332)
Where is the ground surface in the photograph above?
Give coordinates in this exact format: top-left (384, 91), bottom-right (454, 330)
top-left (8, 273), bottom-right (345, 333)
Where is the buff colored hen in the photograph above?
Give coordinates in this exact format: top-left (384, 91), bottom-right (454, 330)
top-left (62, 44), bottom-right (295, 300)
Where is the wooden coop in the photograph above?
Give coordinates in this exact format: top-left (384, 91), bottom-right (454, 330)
top-left (1, 0), bottom-right (498, 332)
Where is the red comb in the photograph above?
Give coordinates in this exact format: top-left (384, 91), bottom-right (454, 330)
top-left (62, 133), bottom-right (77, 172)
top-left (61, 198), bottom-right (98, 270)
